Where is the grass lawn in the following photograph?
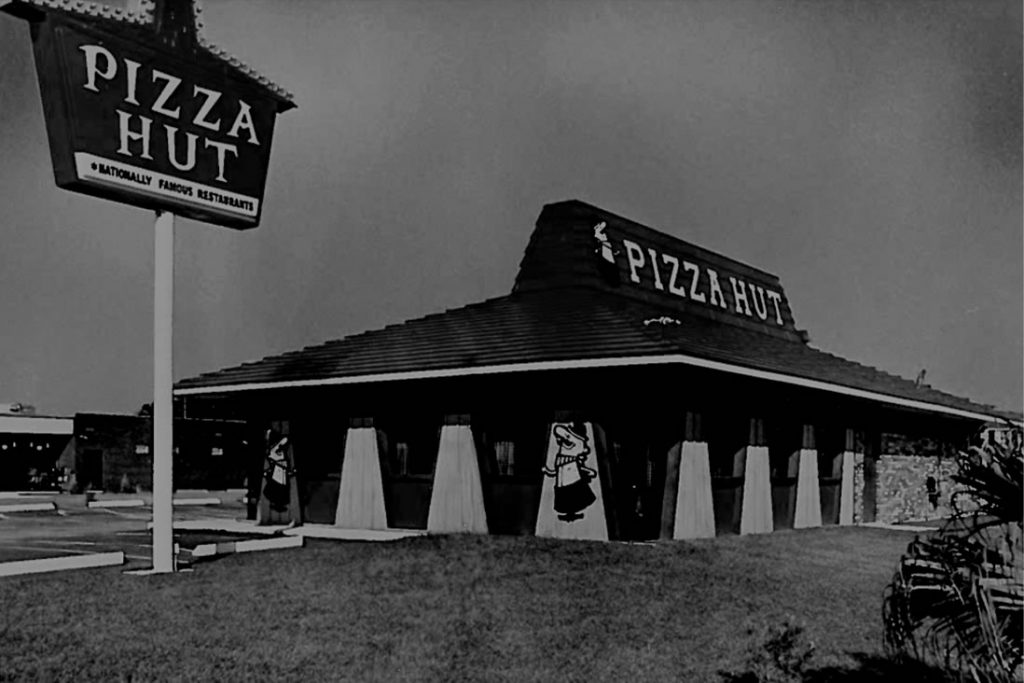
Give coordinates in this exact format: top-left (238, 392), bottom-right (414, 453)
top-left (0, 526), bottom-right (922, 682)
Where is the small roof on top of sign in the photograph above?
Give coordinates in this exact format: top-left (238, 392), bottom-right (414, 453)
top-left (0, 0), bottom-right (295, 110)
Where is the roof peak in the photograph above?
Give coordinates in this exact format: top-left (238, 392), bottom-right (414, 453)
top-left (541, 199), bottom-right (782, 282)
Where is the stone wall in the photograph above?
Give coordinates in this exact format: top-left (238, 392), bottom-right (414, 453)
top-left (852, 453), bottom-right (864, 524)
top-left (876, 454), bottom-right (959, 524)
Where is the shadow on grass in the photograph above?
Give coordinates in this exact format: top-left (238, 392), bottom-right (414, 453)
top-left (721, 652), bottom-right (955, 682)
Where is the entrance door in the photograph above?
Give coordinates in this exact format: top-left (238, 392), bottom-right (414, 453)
top-left (602, 424), bottom-right (667, 542)
top-left (291, 418), bottom-right (344, 525)
top-left (623, 442), bottom-right (665, 541)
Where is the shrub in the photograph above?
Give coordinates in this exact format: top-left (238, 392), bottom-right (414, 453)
top-left (720, 616), bottom-right (816, 683)
top-left (883, 427), bottom-right (1023, 682)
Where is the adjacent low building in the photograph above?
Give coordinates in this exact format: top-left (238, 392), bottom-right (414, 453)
top-left (58, 413), bottom-right (256, 492)
top-left (0, 404), bottom-right (72, 490)
top-left (175, 200), bottom-right (1009, 539)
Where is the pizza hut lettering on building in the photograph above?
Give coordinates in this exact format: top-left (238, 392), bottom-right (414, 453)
top-left (592, 220), bottom-right (789, 328)
top-left (1, 0), bottom-right (295, 230)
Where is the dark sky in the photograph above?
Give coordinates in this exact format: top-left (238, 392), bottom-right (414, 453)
top-left (0, 0), bottom-right (1020, 416)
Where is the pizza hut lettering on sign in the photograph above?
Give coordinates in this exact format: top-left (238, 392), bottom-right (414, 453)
top-left (79, 44), bottom-right (259, 184)
top-left (591, 221), bottom-right (787, 327)
top-left (52, 22), bottom-right (280, 226)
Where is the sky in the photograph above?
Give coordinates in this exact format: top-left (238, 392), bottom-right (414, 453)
top-left (0, 0), bottom-right (1020, 417)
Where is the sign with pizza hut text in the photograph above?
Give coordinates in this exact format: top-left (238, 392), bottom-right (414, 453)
top-left (23, 9), bottom-right (292, 229)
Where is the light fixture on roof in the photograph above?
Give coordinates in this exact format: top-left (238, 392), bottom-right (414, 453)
top-left (643, 316), bottom-right (681, 326)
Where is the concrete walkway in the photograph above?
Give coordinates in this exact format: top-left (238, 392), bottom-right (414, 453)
top-left (166, 518), bottom-right (427, 542)
top-left (861, 521), bottom-right (940, 532)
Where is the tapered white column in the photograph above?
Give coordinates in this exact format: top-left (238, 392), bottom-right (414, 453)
top-left (673, 412), bottom-right (715, 539)
top-left (335, 422), bottom-right (388, 529)
top-left (740, 445), bottom-right (772, 534)
top-left (838, 451), bottom-right (855, 525)
top-left (674, 440), bottom-right (716, 539)
top-left (838, 429), bottom-right (859, 526)
top-left (427, 419), bottom-right (488, 534)
top-left (740, 418), bottom-right (772, 535)
top-left (794, 425), bottom-right (821, 529)
top-left (536, 421), bottom-right (607, 541)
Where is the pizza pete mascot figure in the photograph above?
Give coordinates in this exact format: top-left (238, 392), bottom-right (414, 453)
top-left (258, 429), bottom-right (299, 527)
top-left (543, 422), bottom-right (598, 522)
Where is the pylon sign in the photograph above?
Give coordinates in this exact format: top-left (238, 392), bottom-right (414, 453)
top-left (2, 0), bottom-right (295, 229)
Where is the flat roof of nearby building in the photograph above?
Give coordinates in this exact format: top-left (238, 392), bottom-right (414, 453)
top-left (0, 414), bottom-right (73, 435)
top-left (175, 200), bottom-right (1006, 423)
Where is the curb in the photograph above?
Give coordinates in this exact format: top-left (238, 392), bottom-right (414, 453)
top-left (0, 492), bottom-right (61, 499)
top-left (189, 535), bottom-right (303, 559)
top-left (0, 551), bottom-right (125, 578)
top-left (173, 497), bottom-right (221, 506)
top-left (0, 502), bottom-right (57, 513)
top-left (149, 519), bottom-right (287, 535)
top-left (286, 525), bottom-right (428, 542)
top-left (86, 497), bottom-right (222, 509)
top-left (87, 499), bottom-right (145, 508)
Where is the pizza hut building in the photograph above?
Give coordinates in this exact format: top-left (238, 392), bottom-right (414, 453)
top-left (175, 200), bottom-right (1002, 541)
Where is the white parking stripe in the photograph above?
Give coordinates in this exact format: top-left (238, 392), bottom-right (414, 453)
top-left (0, 552), bottom-right (124, 577)
top-left (34, 540), bottom-right (99, 546)
top-left (3, 545), bottom-right (100, 555)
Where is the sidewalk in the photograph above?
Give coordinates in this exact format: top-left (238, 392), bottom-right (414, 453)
top-left (166, 517), bottom-right (427, 542)
top-left (0, 489), bottom-right (246, 514)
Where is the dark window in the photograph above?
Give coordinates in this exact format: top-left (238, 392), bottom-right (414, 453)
top-left (815, 426), bottom-right (844, 479)
top-left (707, 416), bottom-right (747, 478)
top-left (494, 440), bottom-right (516, 476)
top-left (290, 417), bottom-right (344, 480)
top-left (376, 414), bottom-right (440, 479)
top-left (473, 414), bottom-right (546, 480)
top-left (768, 421), bottom-right (802, 480)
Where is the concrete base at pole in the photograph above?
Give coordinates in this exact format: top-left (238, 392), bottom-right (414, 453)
top-left (794, 448), bottom-right (822, 529)
top-left (740, 445), bottom-right (773, 535)
top-left (335, 426), bottom-right (388, 530)
top-left (674, 440), bottom-right (716, 540)
top-left (427, 423), bottom-right (488, 534)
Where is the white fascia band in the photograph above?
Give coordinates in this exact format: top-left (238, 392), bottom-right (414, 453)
top-left (173, 353), bottom-right (999, 422)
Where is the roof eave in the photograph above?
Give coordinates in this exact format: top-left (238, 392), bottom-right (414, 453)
top-left (174, 352), bottom-right (1000, 423)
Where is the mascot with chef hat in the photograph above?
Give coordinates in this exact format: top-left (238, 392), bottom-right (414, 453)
top-left (543, 422), bottom-right (598, 522)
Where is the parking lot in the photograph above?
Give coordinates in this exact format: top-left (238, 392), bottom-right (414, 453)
top-left (0, 491), bottom-right (262, 570)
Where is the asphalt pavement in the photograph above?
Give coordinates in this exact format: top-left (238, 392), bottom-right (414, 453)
top-left (0, 491), bottom-right (256, 569)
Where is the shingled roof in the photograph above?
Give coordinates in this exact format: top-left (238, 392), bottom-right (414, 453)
top-left (176, 200), bottom-right (1002, 421)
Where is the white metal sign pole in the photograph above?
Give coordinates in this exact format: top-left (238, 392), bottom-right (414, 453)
top-left (152, 209), bottom-right (175, 573)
